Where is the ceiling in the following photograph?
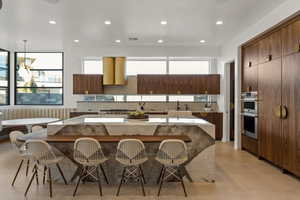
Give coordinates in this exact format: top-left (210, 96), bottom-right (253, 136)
top-left (0, 0), bottom-right (287, 49)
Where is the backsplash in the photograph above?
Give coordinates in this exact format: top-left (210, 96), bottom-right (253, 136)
top-left (76, 101), bottom-right (219, 112)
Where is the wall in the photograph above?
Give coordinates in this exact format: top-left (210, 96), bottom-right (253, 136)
top-left (219, 0), bottom-right (300, 149)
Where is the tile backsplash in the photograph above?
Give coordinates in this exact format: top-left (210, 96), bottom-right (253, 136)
top-left (77, 101), bottom-right (219, 112)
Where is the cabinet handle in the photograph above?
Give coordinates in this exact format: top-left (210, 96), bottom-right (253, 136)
top-left (296, 44), bottom-right (300, 52)
top-left (265, 55), bottom-right (272, 62)
top-left (274, 105), bottom-right (281, 119)
top-left (247, 86), bottom-right (252, 92)
top-left (281, 105), bottom-right (288, 119)
top-left (85, 90), bottom-right (89, 94)
top-left (177, 90), bottom-right (181, 94)
top-left (149, 90), bottom-right (153, 94)
top-left (248, 61), bottom-right (252, 67)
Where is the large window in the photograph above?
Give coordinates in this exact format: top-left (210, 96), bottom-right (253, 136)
top-left (126, 58), bottom-right (167, 75)
top-left (169, 60), bottom-right (209, 74)
top-left (83, 58), bottom-right (103, 74)
top-left (15, 52), bottom-right (63, 105)
top-left (126, 95), bottom-right (167, 102)
top-left (0, 49), bottom-right (9, 105)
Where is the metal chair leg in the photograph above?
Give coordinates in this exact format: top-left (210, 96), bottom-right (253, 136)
top-left (157, 166), bottom-right (164, 184)
top-left (139, 165), bottom-right (146, 184)
top-left (96, 166), bottom-right (103, 196)
top-left (73, 167), bottom-right (85, 197)
top-left (56, 163), bottom-right (67, 185)
top-left (34, 164), bottom-right (39, 185)
top-left (26, 160), bottom-right (30, 177)
top-left (24, 167), bottom-right (37, 197)
top-left (179, 170), bottom-right (187, 197)
top-left (139, 167), bottom-right (146, 196)
top-left (12, 159), bottom-right (24, 186)
top-left (157, 166), bottom-right (166, 196)
top-left (43, 166), bottom-right (47, 184)
top-left (100, 164), bottom-right (109, 184)
top-left (116, 167), bottom-right (126, 196)
top-left (48, 167), bottom-right (53, 198)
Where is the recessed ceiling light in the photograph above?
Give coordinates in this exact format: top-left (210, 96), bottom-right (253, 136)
top-left (216, 20), bottom-right (223, 25)
top-left (200, 40), bottom-right (206, 43)
top-left (115, 39), bottom-right (121, 43)
top-left (160, 20), bottom-right (167, 25)
top-left (157, 39), bottom-right (164, 43)
top-left (74, 39), bottom-right (79, 43)
top-left (49, 20), bottom-right (56, 25)
top-left (104, 20), bottom-right (111, 25)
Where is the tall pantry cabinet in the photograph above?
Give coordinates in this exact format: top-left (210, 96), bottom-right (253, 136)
top-left (242, 15), bottom-right (300, 177)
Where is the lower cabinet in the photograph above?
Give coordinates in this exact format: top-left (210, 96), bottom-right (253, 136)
top-left (193, 112), bottom-right (223, 140)
top-left (242, 135), bottom-right (258, 156)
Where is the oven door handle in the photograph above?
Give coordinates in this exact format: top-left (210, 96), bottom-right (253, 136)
top-left (240, 113), bottom-right (258, 118)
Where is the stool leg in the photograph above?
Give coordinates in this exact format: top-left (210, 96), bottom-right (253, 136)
top-left (178, 168), bottom-right (187, 197)
top-left (139, 166), bottom-right (146, 196)
top-left (43, 166), bottom-right (47, 184)
top-left (12, 159), bottom-right (24, 186)
top-left (56, 163), bottom-right (67, 185)
top-left (48, 167), bottom-right (53, 198)
top-left (24, 167), bottom-right (37, 197)
top-left (139, 165), bottom-right (146, 184)
top-left (34, 164), bottom-right (39, 185)
top-left (26, 160), bottom-right (30, 177)
top-left (100, 164), bottom-right (109, 184)
top-left (116, 167), bottom-right (126, 196)
top-left (73, 167), bottom-right (85, 197)
top-left (96, 166), bottom-right (103, 196)
top-left (157, 166), bottom-right (164, 184)
top-left (157, 166), bottom-right (166, 196)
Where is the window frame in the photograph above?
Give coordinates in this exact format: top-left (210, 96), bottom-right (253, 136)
top-left (14, 52), bottom-right (64, 106)
top-left (82, 57), bottom-right (103, 74)
top-left (0, 48), bottom-right (10, 106)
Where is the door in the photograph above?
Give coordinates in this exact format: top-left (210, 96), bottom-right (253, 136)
top-left (229, 62), bottom-right (235, 141)
top-left (282, 53), bottom-right (300, 176)
top-left (258, 59), bottom-right (282, 167)
top-left (259, 31), bottom-right (281, 63)
top-left (167, 75), bottom-right (196, 94)
top-left (282, 19), bottom-right (300, 56)
top-left (243, 65), bottom-right (258, 92)
top-left (137, 75), bottom-right (168, 94)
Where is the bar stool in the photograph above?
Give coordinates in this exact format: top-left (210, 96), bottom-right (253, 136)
top-left (24, 140), bottom-right (67, 198)
top-left (9, 131), bottom-right (31, 186)
top-left (73, 138), bottom-right (109, 197)
top-left (156, 139), bottom-right (188, 197)
top-left (115, 139), bottom-right (147, 196)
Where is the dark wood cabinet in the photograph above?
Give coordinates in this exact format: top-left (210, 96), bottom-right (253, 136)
top-left (282, 53), bottom-right (300, 176)
top-left (242, 65), bottom-right (258, 92)
top-left (258, 59), bottom-right (282, 167)
top-left (259, 31), bottom-right (282, 63)
top-left (137, 75), bottom-right (220, 95)
top-left (73, 74), bottom-right (104, 94)
top-left (193, 112), bottom-right (223, 140)
top-left (282, 19), bottom-right (300, 56)
top-left (242, 135), bottom-right (258, 155)
top-left (243, 43), bottom-right (259, 68)
top-left (137, 75), bottom-right (169, 94)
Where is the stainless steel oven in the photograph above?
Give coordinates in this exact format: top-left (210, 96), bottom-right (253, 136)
top-left (242, 112), bottom-right (258, 139)
top-left (241, 91), bottom-right (258, 139)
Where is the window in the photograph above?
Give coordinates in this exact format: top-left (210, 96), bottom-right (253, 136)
top-left (126, 95), bottom-right (166, 102)
top-left (0, 49), bottom-right (9, 105)
top-left (169, 60), bottom-right (209, 74)
top-left (83, 59), bottom-right (103, 74)
top-left (126, 59), bottom-right (167, 75)
top-left (15, 52), bottom-right (63, 105)
top-left (169, 95), bottom-right (195, 102)
top-left (83, 95), bottom-right (124, 102)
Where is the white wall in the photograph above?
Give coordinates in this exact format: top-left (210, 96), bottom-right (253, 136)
top-left (219, 0), bottom-right (300, 149)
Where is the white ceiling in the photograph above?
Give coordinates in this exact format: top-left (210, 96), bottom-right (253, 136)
top-left (0, 0), bottom-right (287, 50)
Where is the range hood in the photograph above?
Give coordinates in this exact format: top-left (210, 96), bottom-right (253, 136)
top-left (103, 57), bottom-right (126, 85)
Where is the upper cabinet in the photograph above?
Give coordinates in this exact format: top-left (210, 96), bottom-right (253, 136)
top-left (137, 75), bottom-right (169, 94)
top-left (73, 74), bottom-right (104, 94)
top-left (243, 43), bottom-right (259, 68)
top-left (137, 74), bottom-right (220, 95)
top-left (282, 19), bottom-right (300, 56)
top-left (259, 30), bottom-right (282, 63)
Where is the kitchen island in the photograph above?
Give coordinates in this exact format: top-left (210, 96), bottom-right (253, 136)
top-left (33, 115), bottom-right (216, 184)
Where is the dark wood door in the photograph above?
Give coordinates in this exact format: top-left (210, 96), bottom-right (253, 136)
top-left (73, 74), bottom-right (103, 94)
top-left (229, 62), bottom-right (235, 141)
top-left (259, 31), bottom-right (281, 63)
top-left (282, 53), bottom-right (300, 176)
top-left (243, 43), bottom-right (259, 67)
top-left (258, 59), bottom-right (282, 167)
top-left (137, 75), bottom-right (168, 94)
top-left (243, 65), bottom-right (258, 92)
top-left (282, 19), bottom-right (300, 56)
top-left (167, 75), bottom-right (196, 94)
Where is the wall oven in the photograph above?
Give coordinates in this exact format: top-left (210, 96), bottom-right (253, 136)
top-left (241, 91), bottom-right (258, 139)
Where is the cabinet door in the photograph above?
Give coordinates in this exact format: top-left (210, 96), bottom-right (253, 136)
top-left (244, 43), bottom-right (259, 67)
top-left (259, 31), bottom-right (281, 63)
top-left (206, 75), bottom-right (220, 94)
top-left (282, 19), bottom-right (300, 56)
top-left (282, 53), bottom-right (300, 176)
top-left (73, 74), bottom-right (87, 94)
top-left (137, 75), bottom-right (168, 94)
top-left (73, 74), bottom-right (103, 94)
top-left (258, 59), bottom-right (282, 167)
top-left (167, 75), bottom-right (196, 94)
top-left (243, 65), bottom-right (258, 92)
top-left (259, 37), bottom-right (270, 63)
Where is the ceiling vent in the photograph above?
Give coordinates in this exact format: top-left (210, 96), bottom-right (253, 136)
top-left (128, 37), bottom-right (138, 41)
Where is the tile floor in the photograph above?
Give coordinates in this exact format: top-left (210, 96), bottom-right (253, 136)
top-left (1, 141), bottom-right (300, 200)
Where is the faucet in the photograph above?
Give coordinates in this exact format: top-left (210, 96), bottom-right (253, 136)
top-left (176, 101), bottom-right (180, 111)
